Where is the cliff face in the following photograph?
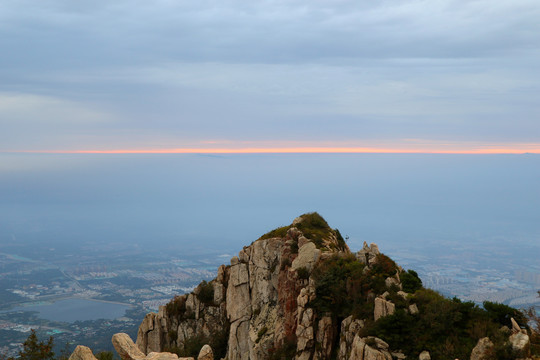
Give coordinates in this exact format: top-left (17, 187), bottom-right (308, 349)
top-left (120, 212), bottom-right (537, 360)
top-left (135, 213), bottom-right (404, 360)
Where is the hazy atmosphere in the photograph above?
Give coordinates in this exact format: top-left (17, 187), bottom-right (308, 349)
top-left (1, 0), bottom-right (539, 153)
top-left (1, 1), bottom-right (540, 357)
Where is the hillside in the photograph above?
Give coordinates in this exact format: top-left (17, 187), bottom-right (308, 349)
top-left (61, 213), bottom-right (537, 360)
top-left (132, 213), bottom-right (535, 360)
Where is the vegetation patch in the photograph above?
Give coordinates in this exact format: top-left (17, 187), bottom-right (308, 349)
top-left (294, 213), bottom-right (332, 247)
top-left (296, 267), bottom-right (310, 280)
top-left (196, 280), bottom-right (214, 305)
top-left (268, 336), bottom-right (297, 360)
top-left (166, 328), bottom-right (229, 360)
top-left (310, 254), bottom-right (366, 318)
top-left (400, 269), bottom-right (422, 293)
top-left (166, 295), bottom-right (187, 318)
top-left (259, 225), bottom-right (291, 240)
top-left (363, 289), bottom-right (530, 360)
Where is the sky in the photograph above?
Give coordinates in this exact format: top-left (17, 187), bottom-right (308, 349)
top-left (1, 0), bottom-right (540, 154)
top-left (0, 1), bottom-right (539, 276)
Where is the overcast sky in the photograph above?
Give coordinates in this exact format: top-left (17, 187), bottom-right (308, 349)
top-left (1, 0), bottom-right (539, 153)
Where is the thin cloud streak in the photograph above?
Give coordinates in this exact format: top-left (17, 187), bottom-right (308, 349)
top-left (9, 143), bottom-right (540, 155)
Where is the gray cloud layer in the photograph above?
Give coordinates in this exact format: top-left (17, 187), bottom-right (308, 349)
top-left (1, 0), bottom-right (539, 150)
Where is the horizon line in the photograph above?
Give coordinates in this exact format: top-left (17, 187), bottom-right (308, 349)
top-left (5, 147), bottom-right (540, 155)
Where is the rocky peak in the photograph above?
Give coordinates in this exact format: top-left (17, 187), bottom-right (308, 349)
top-left (129, 213), bottom-right (535, 360)
top-left (134, 213), bottom-right (409, 360)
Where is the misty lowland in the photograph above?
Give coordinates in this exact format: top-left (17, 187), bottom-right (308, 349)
top-left (1, 213), bottom-right (539, 360)
top-left (2, 0), bottom-right (540, 359)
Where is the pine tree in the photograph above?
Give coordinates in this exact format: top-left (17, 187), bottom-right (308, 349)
top-left (17, 330), bottom-right (55, 360)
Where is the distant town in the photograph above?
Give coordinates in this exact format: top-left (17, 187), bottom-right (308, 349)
top-left (1, 234), bottom-right (538, 357)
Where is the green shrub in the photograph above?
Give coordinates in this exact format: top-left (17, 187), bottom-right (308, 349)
top-left (166, 295), bottom-right (187, 317)
top-left (296, 267), bottom-right (310, 280)
top-left (280, 257), bottom-right (292, 270)
top-left (311, 254), bottom-right (365, 317)
top-left (294, 212), bottom-right (333, 248)
top-left (196, 280), bottom-right (214, 305)
top-left (95, 351), bottom-right (115, 360)
top-left (290, 240), bottom-right (299, 254)
top-left (167, 328), bottom-right (229, 360)
top-left (363, 288), bottom-right (522, 360)
top-left (268, 336), bottom-right (297, 360)
top-left (259, 226), bottom-right (291, 240)
top-left (401, 269), bottom-right (423, 293)
top-left (168, 329), bottom-right (178, 342)
top-left (483, 301), bottom-right (528, 329)
top-left (370, 254), bottom-right (397, 278)
top-left (334, 228), bottom-right (347, 250)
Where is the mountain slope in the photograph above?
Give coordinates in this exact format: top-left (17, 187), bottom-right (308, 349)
top-left (134, 213), bottom-right (534, 360)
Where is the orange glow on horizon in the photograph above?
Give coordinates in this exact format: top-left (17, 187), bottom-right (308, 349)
top-left (7, 146), bottom-right (540, 155)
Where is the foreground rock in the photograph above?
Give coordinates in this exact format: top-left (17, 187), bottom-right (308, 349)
top-left (68, 346), bottom-right (98, 360)
top-left (113, 333), bottom-right (192, 360)
top-left (113, 333), bottom-right (148, 360)
top-left (470, 337), bottom-right (494, 360)
top-left (197, 345), bottom-right (213, 360)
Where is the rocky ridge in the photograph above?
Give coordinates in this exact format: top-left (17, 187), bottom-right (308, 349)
top-left (134, 213), bottom-right (426, 360)
top-left (68, 213), bottom-right (535, 360)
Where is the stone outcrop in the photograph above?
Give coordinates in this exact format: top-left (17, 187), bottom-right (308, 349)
top-left (418, 350), bottom-right (431, 360)
top-left (132, 213), bottom-right (415, 360)
top-left (113, 333), bottom-right (148, 360)
top-left (356, 242), bottom-right (380, 266)
top-left (197, 345), bottom-right (213, 360)
top-left (470, 337), bottom-right (494, 360)
top-left (70, 334), bottom-right (198, 360)
top-left (509, 332), bottom-right (530, 354)
top-left (374, 297), bottom-right (395, 321)
top-left (348, 336), bottom-right (392, 360)
top-left (68, 346), bottom-right (98, 360)
top-left (291, 242), bottom-right (320, 272)
top-left (338, 316), bottom-right (365, 360)
top-left (137, 312), bottom-right (166, 354)
top-left (111, 333), bottom-right (195, 360)
top-left (408, 303), bottom-right (419, 315)
top-left (508, 316), bottom-right (531, 357)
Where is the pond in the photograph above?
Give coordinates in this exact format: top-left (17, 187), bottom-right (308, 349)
top-left (5, 298), bottom-right (131, 323)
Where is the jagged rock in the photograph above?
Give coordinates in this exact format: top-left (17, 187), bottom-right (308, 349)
top-left (69, 345), bottom-right (98, 360)
top-left (296, 307), bottom-right (315, 351)
top-left (385, 276), bottom-right (401, 290)
top-left (396, 291), bottom-right (408, 300)
top-left (145, 353), bottom-right (180, 360)
top-left (391, 352), bottom-right (406, 359)
top-left (356, 242), bottom-right (380, 266)
top-left (511, 317), bottom-right (521, 334)
top-left (314, 316), bottom-right (335, 359)
top-left (374, 297), bottom-right (395, 321)
top-left (509, 331), bottom-right (530, 354)
top-left (136, 313), bottom-right (165, 354)
top-left (113, 333), bottom-right (147, 360)
top-left (409, 303), bottom-right (419, 315)
top-left (349, 336), bottom-right (392, 360)
top-left (418, 350), bottom-right (431, 360)
top-left (338, 316), bottom-right (365, 360)
top-left (197, 345), bottom-right (213, 360)
top-left (470, 337), bottom-right (494, 360)
top-left (291, 242), bottom-right (320, 273)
